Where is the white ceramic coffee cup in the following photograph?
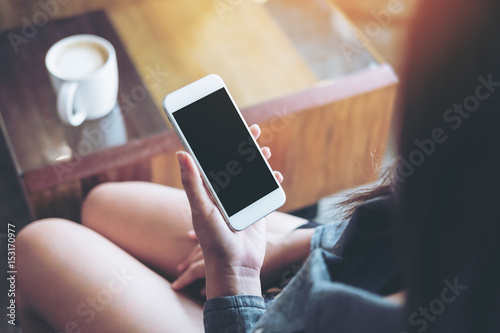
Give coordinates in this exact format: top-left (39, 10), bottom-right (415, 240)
top-left (46, 34), bottom-right (119, 126)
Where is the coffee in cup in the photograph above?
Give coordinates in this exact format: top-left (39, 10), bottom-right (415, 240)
top-left (46, 35), bottom-right (119, 126)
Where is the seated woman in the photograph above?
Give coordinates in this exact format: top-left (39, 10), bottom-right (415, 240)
top-left (15, 0), bottom-right (500, 332)
top-left (15, 128), bottom-right (402, 332)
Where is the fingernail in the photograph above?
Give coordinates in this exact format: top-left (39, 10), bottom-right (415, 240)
top-left (171, 281), bottom-right (179, 289)
top-left (176, 151), bottom-right (187, 169)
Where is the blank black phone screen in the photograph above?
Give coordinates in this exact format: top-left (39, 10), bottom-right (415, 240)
top-left (173, 88), bottom-right (278, 217)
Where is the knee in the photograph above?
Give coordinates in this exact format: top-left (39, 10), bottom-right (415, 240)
top-left (17, 218), bottom-right (69, 251)
top-left (17, 218), bottom-right (74, 264)
top-left (16, 219), bottom-right (72, 299)
top-left (81, 182), bottom-right (120, 226)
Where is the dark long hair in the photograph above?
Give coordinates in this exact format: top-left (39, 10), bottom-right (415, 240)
top-left (394, 0), bottom-right (500, 332)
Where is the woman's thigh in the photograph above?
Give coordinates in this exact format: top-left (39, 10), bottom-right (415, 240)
top-left (82, 182), bottom-right (196, 279)
top-left (17, 219), bottom-right (203, 333)
top-left (81, 181), bottom-right (307, 279)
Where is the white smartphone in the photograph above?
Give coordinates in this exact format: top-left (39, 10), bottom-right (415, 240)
top-left (162, 74), bottom-right (286, 231)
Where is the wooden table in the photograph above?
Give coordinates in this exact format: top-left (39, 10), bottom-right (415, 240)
top-left (0, 0), bottom-right (397, 222)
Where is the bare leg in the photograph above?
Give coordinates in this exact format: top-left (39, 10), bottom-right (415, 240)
top-left (81, 182), bottom-right (196, 280)
top-left (17, 218), bottom-right (203, 333)
top-left (81, 182), bottom-right (307, 281)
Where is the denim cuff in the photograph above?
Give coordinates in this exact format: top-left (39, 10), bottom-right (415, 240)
top-left (204, 295), bottom-right (266, 333)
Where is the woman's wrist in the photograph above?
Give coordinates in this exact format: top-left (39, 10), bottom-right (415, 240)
top-left (281, 228), bottom-right (315, 264)
top-left (261, 228), bottom-right (315, 286)
top-left (205, 261), bottom-right (262, 300)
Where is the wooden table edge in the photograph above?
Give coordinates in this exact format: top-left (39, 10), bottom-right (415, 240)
top-left (22, 63), bottom-right (398, 193)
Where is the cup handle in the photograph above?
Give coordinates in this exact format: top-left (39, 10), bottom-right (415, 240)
top-left (57, 82), bottom-right (86, 126)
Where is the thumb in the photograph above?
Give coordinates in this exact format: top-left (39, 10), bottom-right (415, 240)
top-left (176, 151), bottom-right (212, 216)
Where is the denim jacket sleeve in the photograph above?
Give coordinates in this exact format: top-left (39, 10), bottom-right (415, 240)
top-left (204, 295), bottom-right (266, 333)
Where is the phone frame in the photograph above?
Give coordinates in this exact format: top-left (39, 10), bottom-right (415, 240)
top-left (162, 74), bottom-right (286, 231)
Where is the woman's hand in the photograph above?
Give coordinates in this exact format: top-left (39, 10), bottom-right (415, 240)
top-left (175, 124), bottom-right (283, 299)
top-left (172, 227), bottom-right (315, 295)
top-left (171, 232), bottom-right (206, 295)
